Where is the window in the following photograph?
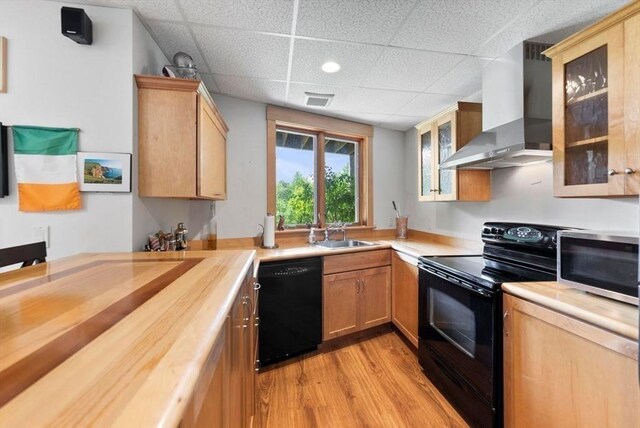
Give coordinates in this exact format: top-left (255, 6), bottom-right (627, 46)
top-left (267, 106), bottom-right (373, 230)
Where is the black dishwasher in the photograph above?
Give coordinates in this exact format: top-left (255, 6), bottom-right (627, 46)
top-left (258, 257), bottom-right (322, 367)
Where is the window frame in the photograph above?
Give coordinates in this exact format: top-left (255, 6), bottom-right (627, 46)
top-left (267, 105), bottom-right (373, 231)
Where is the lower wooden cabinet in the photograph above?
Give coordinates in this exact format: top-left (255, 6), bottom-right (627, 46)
top-left (503, 293), bottom-right (639, 428)
top-left (181, 264), bottom-right (258, 428)
top-left (391, 252), bottom-right (419, 348)
top-left (323, 262), bottom-right (391, 341)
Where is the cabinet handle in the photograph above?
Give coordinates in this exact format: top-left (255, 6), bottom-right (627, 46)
top-left (503, 311), bottom-right (509, 337)
top-left (255, 316), bottom-right (260, 327)
top-left (624, 168), bottom-right (635, 175)
top-left (255, 359), bottom-right (261, 372)
top-left (361, 279), bottom-right (365, 293)
top-left (254, 282), bottom-right (261, 291)
top-left (608, 169), bottom-right (618, 176)
top-left (242, 299), bottom-right (249, 328)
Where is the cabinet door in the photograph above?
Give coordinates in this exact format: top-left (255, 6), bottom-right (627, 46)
top-left (360, 266), bottom-right (391, 330)
top-left (434, 113), bottom-right (458, 201)
top-left (624, 13), bottom-right (640, 195)
top-left (242, 272), bottom-right (255, 428)
top-left (391, 252), bottom-right (418, 348)
top-left (553, 23), bottom-right (625, 197)
top-left (229, 287), bottom-right (246, 426)
top-left (323, 271), bottom-right (359, 340)
top-left (138, 89), bottom-right (197, 197)
top-left (198, 96), bottom-right (227, 199)
top-left (503, 294), bottom-right (639, 428)
top-left (418, 128), bottom-right (435, 201)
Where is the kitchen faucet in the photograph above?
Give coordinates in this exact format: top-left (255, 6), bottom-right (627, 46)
top-left (324, 222), bottom-right (347, 241)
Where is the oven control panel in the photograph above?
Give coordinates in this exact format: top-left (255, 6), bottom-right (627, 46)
top-left (481, 222), bottom-right (571, 249)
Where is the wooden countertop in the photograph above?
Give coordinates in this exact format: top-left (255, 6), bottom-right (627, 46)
top-left (0, 250), bottom-right (255, 427)
top-left (503, 282), bottom-right (639, 340)
top-left (255, 238), bottom-right (481, 263)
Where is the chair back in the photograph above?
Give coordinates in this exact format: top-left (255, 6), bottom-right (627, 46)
top-left (0, 241), bottom-right (47, 268)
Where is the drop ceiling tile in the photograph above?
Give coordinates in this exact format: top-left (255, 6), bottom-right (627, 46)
top-left (425, 56), bottom-right (492, 96)
top-left (287, 83), bottom-right (354, 111)
top-left (476, 0), bottom-right (629, 58)
top-left (391, 0), bottom-right (538, 54)
top-left (339, 88), bottom-right (418, 115)
top-left (59, 0), bottom-right (182, 21)
top-left (290, 39), bottom-right (384, 87)
top-left (199, 73), bottom-right (219, 92)
top-left (336, 112), bottom-right (391, 127)
top-left (380, 115), bottom-right (424, 131)
top-left (395, 93), bottom-right (461, 118)
top-left (193, 27), bottom-right (290, 80)
top-left (361, 47), bottom-right (464, 92)
top-left (146, 20), bottom-right (210, 72)
top-left (178, 0), bottom-right (293, 34)
top-left (127, 0), bottom-right (183, 21)
top-left (296, 0), bottom-right (417, 45)
top-left (213, 75), bottom-right (286, 104)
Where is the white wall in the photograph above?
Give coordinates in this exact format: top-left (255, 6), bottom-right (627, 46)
top-left (372, 126), bottom-right (406, 229)
top-left (212, 94), bottom-right (405, 239)
top-left (130, 13), bottom-right (209, 249)
top-left (212, 95), bottom-right (268, 239)
top-left (403, 128), bottom-right (639, 242)
top-left (0, 1), bottom-right (135, 259)
top-left (0, 1), bottom-right (204, 259)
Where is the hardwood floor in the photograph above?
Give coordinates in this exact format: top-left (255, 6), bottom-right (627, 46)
top-left (258, 328), bottom-right (468, 428)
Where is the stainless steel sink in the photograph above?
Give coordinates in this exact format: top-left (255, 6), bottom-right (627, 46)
top-left (314, 239), bottom-right (378, 249)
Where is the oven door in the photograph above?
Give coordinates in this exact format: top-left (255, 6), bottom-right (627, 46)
top-left (418, 264), bottom-right (499, 404)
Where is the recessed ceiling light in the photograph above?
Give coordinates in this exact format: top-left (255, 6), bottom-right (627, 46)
top-left (321, 61), bottom-right (341, 73)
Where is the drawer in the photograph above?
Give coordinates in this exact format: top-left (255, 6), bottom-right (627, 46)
top-left (323, 249), bottom-right (391, 275)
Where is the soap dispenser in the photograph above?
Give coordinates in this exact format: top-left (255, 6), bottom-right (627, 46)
top-left (308, 227), bottom-right (316, 244)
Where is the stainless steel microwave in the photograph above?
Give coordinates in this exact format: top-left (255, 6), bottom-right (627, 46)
top-left (557, 230), bottom-right (639, 305)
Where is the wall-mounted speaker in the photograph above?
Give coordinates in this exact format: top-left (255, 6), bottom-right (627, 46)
top-left (61, 7), bottom-right (92, 45)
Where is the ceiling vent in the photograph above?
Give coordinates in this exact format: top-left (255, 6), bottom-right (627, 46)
top-left (304, 92), bottom-right (334, 108)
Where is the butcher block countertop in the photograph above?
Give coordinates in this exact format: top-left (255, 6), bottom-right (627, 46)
top-left (255, 238), bottom-right (482, 263)
top-left (503, 282), bottom-right (639, 341)
top-left (0, 250), bottom-right (255, 427)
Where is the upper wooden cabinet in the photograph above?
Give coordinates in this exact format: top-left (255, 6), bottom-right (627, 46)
top-left (416, 102), bottom-right (491, 202)
top-left (544, 2), bottom-right (639, 197)
top-left (135, 75), bottom-right (229, 200)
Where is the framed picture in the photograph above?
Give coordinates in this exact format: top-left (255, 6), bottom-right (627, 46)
top-left (77, 152), bottom-right (131, 192)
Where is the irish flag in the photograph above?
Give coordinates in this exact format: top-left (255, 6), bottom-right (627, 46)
top-left (12, 125), bottom-right (81, 212)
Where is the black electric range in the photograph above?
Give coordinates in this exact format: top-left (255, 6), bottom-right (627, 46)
top-left (417, 222), bottom-right (572, 428)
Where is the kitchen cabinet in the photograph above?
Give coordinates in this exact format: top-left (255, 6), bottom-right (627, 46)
top-left (544, 2), bottom-right (639, 197)
top-left (323, 250), bottom-right (391, 341)
top-left (182, 266), bottom-right (258, 428)
top-left (391, 251), bottom-right (418, 348)
top-left (135, 75), bottom-right (228, 200)
top-left (503, 293), bottom-right (639, 427)
top-left (416, 102), bottom-right (490, 202)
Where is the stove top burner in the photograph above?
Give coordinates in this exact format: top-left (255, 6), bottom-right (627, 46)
top-left (418, 254), bottom-right (557, 291)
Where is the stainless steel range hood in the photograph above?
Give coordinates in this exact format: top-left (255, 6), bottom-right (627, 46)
top-left (440, 41), bottom-right (553, 170)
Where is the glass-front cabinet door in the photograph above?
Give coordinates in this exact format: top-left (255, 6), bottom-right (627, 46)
top-left (434, 113), bottom-right (458, 201)
top-left (416, 102), bottom-right (489, 202)
top-left (549, 21), bottom-right (631, 197)
top-left (419, 129), bottom-right (434, 201)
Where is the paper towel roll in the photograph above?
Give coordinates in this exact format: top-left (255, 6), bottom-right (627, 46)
top-left (263, 215), bottom-right (275, 247)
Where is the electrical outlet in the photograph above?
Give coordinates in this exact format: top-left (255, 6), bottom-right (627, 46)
top-left (388, 217), bottom-right (394, 227)
top-left (33, 225), bottom-right (50, 248)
